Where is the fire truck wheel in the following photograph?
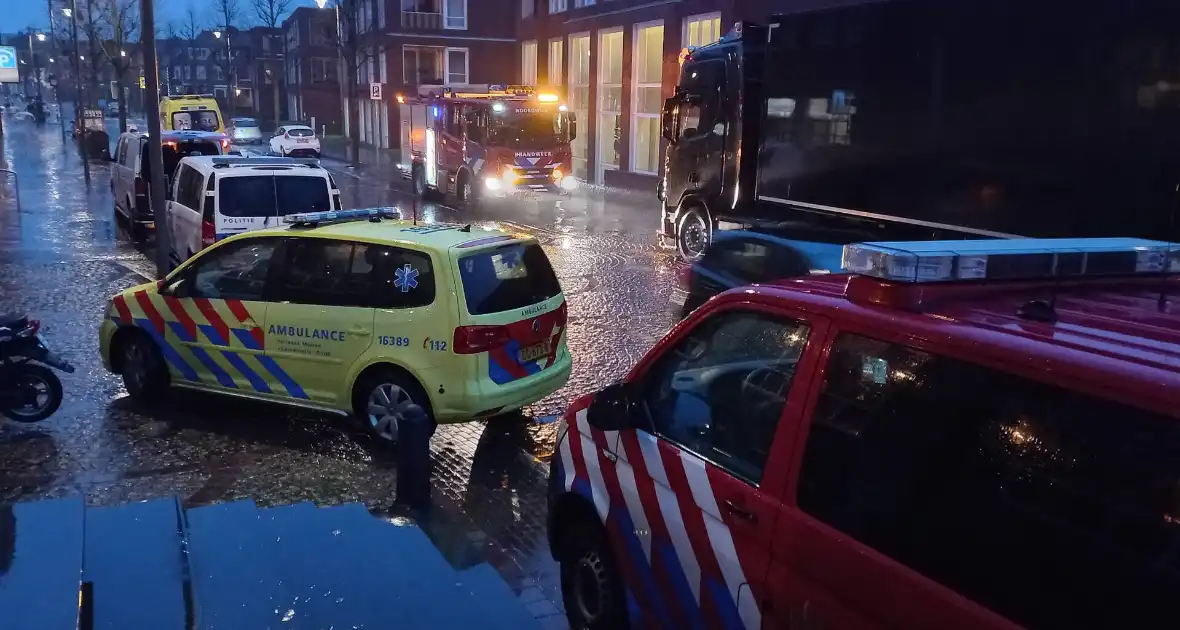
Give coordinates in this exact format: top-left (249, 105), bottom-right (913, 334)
top-left (457, 170), bottom-right (479, 208)
top-left (412, 164), bottom-right (427, 197)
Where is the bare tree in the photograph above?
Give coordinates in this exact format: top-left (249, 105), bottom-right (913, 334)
top-left (209, 0), bottom-right (243, 117)
top-left (251, 0), bottom-right (292, 131)
top-left (91, 0), bottom-right (139, 132)
top-left (330, 0), bottom-right (385, 167)
top-left (173, 6), bottom-right (203, 94)
top-left (80, 0), bottom-right (105, 109)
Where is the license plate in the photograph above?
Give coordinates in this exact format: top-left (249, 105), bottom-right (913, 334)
top-left (519, 341), bottom-right (551, 363)
top-left (297, 139), bottom-right (309, 144)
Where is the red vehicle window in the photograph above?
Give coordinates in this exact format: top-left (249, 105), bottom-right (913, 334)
top-left (636, 309), bottom-right (811, 484)
top-left (795, 332), bottom-right (1180, 629)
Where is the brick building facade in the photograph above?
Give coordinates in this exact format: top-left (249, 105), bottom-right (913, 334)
top-left (516, 0), bottom-right (855, 187)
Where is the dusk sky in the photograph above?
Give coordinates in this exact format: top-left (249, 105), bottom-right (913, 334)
top-left (1, 0), bottom-right (321, 35)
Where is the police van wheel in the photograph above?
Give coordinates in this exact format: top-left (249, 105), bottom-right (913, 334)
top-left (121, 332), bottom-right (169, 403)
top-left (354, 369), bottom-right (434, 445)
top-left (560, 519), bottom-right (628, 630)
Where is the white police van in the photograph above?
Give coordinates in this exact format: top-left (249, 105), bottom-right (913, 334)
top-left (166, 156), bottom-right (342, 267)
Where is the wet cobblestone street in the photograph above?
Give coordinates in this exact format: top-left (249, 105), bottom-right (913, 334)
top-left (0, 119), bottom-right (679, 625)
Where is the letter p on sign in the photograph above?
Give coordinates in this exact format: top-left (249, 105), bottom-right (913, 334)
top-left (370, 83), bottom-right (382, 100)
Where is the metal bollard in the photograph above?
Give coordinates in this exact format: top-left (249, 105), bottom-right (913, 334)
top-left (394, 404), bottom-right (436, 510)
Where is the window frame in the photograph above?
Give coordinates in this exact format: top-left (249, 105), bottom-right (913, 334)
top-left (683, 12), bottom-right (723, 49)
top-left (624, 299), bottom-right (830, 497)
top-left (596, 27), bottom-right (624, 179)
top-left (548, 0), bottom-right (567, 14)
top-left (443, 0), bottom-right (467, 30)
top-left (444, 47), bottom-right (469, 85)
top-left (630, 20), bottom-right (664, 175)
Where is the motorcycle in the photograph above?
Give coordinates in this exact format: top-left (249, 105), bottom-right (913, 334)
top-left (0, 315), bottom-right (74, 422)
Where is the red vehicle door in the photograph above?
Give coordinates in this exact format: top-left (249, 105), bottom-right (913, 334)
top-left (438, 102), bottom-right (466, 184)
top-left (603, 300), bottom-right (830, 628)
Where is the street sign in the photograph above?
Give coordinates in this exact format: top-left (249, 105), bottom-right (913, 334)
top-left (0, 46), bottom-right (18, 84)
top-left (370, 82), bottom-right (382, 100)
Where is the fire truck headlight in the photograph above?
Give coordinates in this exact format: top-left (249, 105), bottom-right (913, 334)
top-left (560, 176), bottom-right (578, 191)
top-left (501, 167), bottom-right (519, 186)
top-left (552, 168), bottom-right (563, 181)
top-left (485, 177), bottom-right (502, 190)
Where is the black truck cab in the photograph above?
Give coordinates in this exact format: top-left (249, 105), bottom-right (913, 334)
top-left (660, 0), bottom-right (1180, 260)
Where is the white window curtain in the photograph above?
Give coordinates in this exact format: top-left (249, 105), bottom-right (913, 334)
top-left (521, 41), bottom-right (538, 85)
top-left (548, 39), bottom-right (563, 86)
top-left (632, 22), bottom-right (664, 174)
top-left (567, 33), bottom-right (590, 179)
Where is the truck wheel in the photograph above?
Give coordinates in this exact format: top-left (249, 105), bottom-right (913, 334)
top-left (456, 171), bottom-right (479, 209)
top-left (559, 519), bottom-right (629, 630)
top-left (677, 207), bottom-right (711, 261)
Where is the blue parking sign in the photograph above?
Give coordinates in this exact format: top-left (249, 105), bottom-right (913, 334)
top-left (0, 46), bottom-right (18, 84)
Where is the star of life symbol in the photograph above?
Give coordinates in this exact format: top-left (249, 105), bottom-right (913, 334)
top-left (394, 264), bottom-right (419, 292)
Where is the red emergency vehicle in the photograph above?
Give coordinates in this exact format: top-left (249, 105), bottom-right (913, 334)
top-left (396, 84), bottom-right (578, 205)
top-left (548, 237), bottom-right (1180, 630)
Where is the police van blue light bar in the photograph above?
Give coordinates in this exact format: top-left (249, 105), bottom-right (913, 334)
top-left (283, 207), bottom-right (400, 225)
top-left (842, 237), bottom-right (1180, 283)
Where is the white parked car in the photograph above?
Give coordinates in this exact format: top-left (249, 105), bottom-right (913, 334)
top-left (269, 125), bottom-right (321, 158)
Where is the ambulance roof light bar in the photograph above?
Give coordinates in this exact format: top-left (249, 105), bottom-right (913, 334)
top-left (284, 207), bottom-right (401, 227)
top-left (842, 238), bottom-right (1180, 284)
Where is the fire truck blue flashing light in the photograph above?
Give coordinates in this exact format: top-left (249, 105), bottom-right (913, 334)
top-left (283, 207), bottom-right (400, 225)
top-left (842, 237), bottom-right (1180, 283)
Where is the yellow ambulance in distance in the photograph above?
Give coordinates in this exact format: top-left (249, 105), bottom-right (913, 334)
top-left (160, 94), bottom-right (224, 133)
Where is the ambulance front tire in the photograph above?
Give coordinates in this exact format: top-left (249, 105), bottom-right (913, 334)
top-left (559, 518), bottom-right (629, 630)
top-left (118, 330), bottom-right (170, 404)
top-left (352, 366), bottom-right (435, 446)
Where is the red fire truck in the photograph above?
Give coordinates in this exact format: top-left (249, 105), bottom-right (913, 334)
top-left (396, 84), bottom-right (578, 205)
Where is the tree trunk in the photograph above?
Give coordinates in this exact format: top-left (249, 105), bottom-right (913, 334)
top-left (348, 81), bottom-right (360, 167)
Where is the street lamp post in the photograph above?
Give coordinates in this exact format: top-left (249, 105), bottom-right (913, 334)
top-left (139, 0), bottom-right (170, 278)
top-left (67, 0), bottom-right (90, 183)
top-left (47, 0), bottom-right (66, 141)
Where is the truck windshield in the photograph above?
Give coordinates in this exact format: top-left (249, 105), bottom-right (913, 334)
top-left (489, 112), bottom-right (561, 149)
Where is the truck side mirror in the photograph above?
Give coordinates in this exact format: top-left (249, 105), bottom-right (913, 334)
top-left (661, 97), bottom-right (677, 142)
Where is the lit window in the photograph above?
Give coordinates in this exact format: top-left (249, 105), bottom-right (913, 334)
top-left (548, 39), bottom-right (563, 86)
top-left (684, 12), bottom-right (722, 49)
top-left (521, 41), bottom-right (537, 85)
top-left (632, 22), bottom-right (664, 174)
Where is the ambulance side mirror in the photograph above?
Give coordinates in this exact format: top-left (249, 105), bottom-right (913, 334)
top-left (586, 381), bottom-right (639, 432)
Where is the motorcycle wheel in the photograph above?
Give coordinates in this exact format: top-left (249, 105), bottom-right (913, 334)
top-left (0, 364), bottom-right (63, 423)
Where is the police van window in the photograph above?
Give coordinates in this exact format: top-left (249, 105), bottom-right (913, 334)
top-left (277, 240), bottom-right (435, 308)
top-left (180, 238), bottom-right (279, 301)
top-left (218, 176), bottom-right (331, 218)
top-left (638, 311), bottom-right (810, 484)
top-left (704, 237), bottom-right (774, 284)
top-left (175, 165), bottom-right (200, 209)
top-left (796, 333), bottom-right (1180, 629)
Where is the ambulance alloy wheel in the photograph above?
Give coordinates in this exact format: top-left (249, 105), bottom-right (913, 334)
top-left (560, 520), bottom-right (628, 630)
top-left (354, 369), bottom-right (433, 444)
top-left (120, 331), bottom-right (169, 403)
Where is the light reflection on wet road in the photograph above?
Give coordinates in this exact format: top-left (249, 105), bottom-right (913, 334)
top-left (0, 119), bottom-right (679, 621)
